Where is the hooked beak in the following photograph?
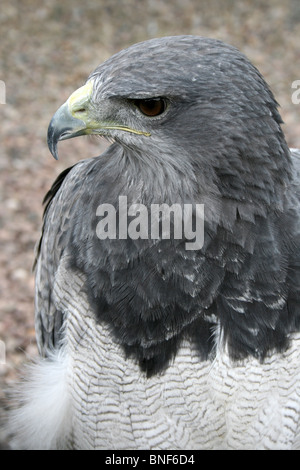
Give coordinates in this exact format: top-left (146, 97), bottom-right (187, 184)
top-left (47, 81), bottom-right (94, 160)
top-left (47, 102), bottom-right (88, 160)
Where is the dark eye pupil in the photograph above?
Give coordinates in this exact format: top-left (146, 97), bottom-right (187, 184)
top-left (135, 98), bottom-right (166, 116)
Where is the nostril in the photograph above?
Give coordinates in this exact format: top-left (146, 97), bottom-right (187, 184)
top-left (75, 108), bottom-right (86, 113)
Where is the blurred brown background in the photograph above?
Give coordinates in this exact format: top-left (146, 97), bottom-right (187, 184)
top-left (1, 0), bottom-right (300, 444)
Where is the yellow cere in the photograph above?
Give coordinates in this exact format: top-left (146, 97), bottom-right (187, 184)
top-left (67, 80), bottom-right (94, 116)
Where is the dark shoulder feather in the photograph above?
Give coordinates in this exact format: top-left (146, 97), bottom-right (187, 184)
top-left (43, 165), bottom-right (76, 214)
top-left (34, 165), bottom-right (75, 270)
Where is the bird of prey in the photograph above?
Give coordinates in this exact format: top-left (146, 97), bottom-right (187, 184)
top-left (9, 35), bottom-right (300, 450)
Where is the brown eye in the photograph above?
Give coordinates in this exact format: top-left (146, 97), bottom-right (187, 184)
top-left (135, 98), bottom-right (166, 117)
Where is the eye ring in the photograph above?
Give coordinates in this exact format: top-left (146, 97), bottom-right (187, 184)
top-left (134, 98), bottom-right (166, 117)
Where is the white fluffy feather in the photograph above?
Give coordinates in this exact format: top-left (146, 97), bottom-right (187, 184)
top-left (8, 348), bottom-right (71, 450)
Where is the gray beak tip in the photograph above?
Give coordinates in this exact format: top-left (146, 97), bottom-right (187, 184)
top-left (47, 116), bottom-right (60, 160)
top-left (47, 102), bottom-right (87, 161)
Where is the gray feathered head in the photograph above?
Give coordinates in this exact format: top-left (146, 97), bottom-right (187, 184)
top-left (48, 36), bottom-right (291, 223)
